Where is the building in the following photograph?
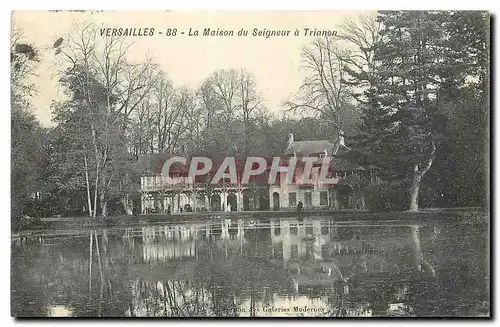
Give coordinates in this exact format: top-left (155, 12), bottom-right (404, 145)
top-left (269, 131), bottom-right (379, 211)
top-left (137, 132), bottom-right (379, 214)
top-left (137, 154), bottom-right (271, 214)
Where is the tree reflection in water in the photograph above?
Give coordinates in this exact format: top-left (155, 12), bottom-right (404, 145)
top-left (11, 219), bottom-right (489, 317)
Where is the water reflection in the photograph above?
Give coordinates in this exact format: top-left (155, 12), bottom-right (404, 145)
top-left (11, 218), bottom-right (489, 317)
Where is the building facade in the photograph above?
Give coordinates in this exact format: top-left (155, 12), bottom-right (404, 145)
top-left (138, 155), bottom-right (270, 214)
top-left (138, 132), bottom-right (379, 214)
top-left (269, 132), bottom-right (380, 211)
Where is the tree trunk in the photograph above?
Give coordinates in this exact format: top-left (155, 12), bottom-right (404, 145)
top-left (89, 231), bottom-right (93, 292)
top-left (83, 152), bottom-right (93, 217)
top-left (90, 121), bottom-right (100, 218)
top-left (94, 231), bottom-right (104, 316)
top-left (410, 225), bottom-right (422, 271)
top-left (408, 168), bottom-right (421, 212)
top-left (409, 143), bottom-right (436, 212)
top-left (100, 194), bottom-right (108, 217)
top-left (93, 169), bottom-right (99, 218)
top-left (123, 194), bottom-right (133, 215)
top-left (409, 176), bottom-right (420, 211)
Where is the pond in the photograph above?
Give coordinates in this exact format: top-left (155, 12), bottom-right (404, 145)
top-left (11, 218), bottom-right (490, 317)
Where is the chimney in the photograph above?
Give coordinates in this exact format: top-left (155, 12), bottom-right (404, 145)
top-left (288, 133), bottom-right (294, 145)
top-left (339, 130), bottom-right (345, 147)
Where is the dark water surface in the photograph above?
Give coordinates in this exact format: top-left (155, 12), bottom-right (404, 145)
top-left (11, 218), bottom-right (490, 317)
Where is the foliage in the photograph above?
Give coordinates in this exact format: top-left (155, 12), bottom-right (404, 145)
top-left (11, 12), bottom-right (489, 224)
top-left (346, 11), bottom-right (489, 210)
top-left (11, 106), bottom-right (46, 229)
top-left (18, 215), bottom-right (49, 231)
top-left (363, 181), bottom-right (408, 212)
top-left (11, 27), bottom-right (46, 230)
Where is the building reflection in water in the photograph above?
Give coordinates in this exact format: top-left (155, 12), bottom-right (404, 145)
top-left (10, 219), bottom-right (489, 318)
top-left (126, 219), bottom-right (436, 317)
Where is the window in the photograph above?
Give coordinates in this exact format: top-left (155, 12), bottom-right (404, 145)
top-left (320, 191), bottom-right (328, 205)
top-left (290, 225), bottom-right (298, 235)
top-left (289, 192), bottom-right (297, 207)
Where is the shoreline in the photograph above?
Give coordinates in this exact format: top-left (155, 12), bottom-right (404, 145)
top-left (40, 206), bottom-right (484, 221)
top-left (12, 207), bottom-right (488, 238)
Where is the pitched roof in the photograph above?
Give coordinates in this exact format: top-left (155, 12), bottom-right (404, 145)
top-left (135, 153), bottom-right (166, 175)
top-left (285, 140), bottom-right (336, 157)
top-left (284, 134), bottom-right (368, 172)
top-left (136, 154), bottom-right (273, 184)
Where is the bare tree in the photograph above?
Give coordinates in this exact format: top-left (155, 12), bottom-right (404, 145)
top-left (55, 23), bottom-right (158, 216)
top-left (197, 79), bottom-right (220, 132)
top-left (11, 24), bottom-right (39, 106)
top-left (151, 72), bottom-right (178, 153)
top-left (211, 69), bottom-right (239, 124)
top-left (196, 78), bottom-right (222, 152)
top-left (175, 87), bottom-right (200, 152)
top-left (284, 36), bottom-right (351, 134)
top-left (197, 69), bottom-right (262, 156)
top-left (341, 14), bottom-right (382, 74)
top-left (339, 13), bottom-right (384, 102)
top-left (198, 69), bottom-right (241, 156)
top-left (130, 96), bottom-right (155, 157)
top-left (237, 70), bottom-right (262, 156)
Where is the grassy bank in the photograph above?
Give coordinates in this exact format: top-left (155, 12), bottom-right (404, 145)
top-left (15, 207), bottom-right (486, 234)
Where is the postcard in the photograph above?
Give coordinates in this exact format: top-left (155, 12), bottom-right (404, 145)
top-left (10, 10), bottom-right (490, 318)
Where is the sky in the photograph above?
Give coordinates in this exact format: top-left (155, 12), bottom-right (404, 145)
top-left (12, 10), bottom-right (373, 126)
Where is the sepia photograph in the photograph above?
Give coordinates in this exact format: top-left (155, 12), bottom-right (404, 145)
top-left (10, 10), bottom-right (490, 318)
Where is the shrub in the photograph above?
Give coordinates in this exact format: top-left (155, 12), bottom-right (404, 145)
top-left (364, 181), bottom-right (409, 212)
top-left (18, 215), bottom-right (48, 231)
top-left (418, 182), bottom-right (444, 208)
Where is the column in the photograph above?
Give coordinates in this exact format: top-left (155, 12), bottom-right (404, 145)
top-left (312, 190), bottom-right (320, 207)
top-left (221, 221), bottom-right (229, 240)
top-left (141, 193), bottom-right (146, 214)
top-left (220, 192), bottom-right (225, 211)
top-left (237, 219), bottom-right (245, 238)
top-left (270, 220), bottom-right (276, 240)
top-left (313, 220), bottom-right (322, 260)
top-left (204, 195), bottom-right (209, 211)
top-left (175, 193), bottom-right (180, 213)
top-left (237, 191), bottom-right (242, 211)
top-left (221, 192), bottom-right (228, 211)
top-left (331, 189), bottom-right (338, 209)
top-left (192, 192), bottom-right (196, 212)
top-left (282, 221), bottom-right (291, 263)
top-left (282, 192), bottom-right (289, 209)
